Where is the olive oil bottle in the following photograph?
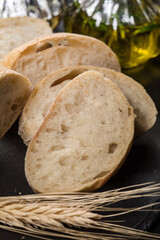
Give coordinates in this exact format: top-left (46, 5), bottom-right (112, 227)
top-left (64, 0), bottom-right (160, 69)
top-left (0, 0), bottom-right (62, 31)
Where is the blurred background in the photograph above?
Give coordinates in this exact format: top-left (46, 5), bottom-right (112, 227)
top-left (0, 0), bottom-right (160, 69)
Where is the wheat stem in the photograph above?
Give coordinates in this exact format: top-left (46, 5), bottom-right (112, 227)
top-left (0, 182), bottom-right (160, 239)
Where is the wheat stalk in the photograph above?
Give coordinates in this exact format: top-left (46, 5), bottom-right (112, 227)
top-left (0, 182), bottom-right (160, 240)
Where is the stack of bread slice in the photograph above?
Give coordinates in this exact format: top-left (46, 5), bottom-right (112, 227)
top-left (0, 32), bottom-right (157, 193)
top-left (18, 65), bottom-right (157, 145)
top-left (0, 16), bottom-right (52, 138)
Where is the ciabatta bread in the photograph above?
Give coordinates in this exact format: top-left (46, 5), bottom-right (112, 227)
top-left (0, 16), bottom-right (52, 60)
top-left (1, 33), bottom-right (120, 89)
top-left (19, 66), bottom-right (157, 145)
top-left (25, 71), bottom-right (135, 193)
top-left (0, 65), bottom-right (31, 139)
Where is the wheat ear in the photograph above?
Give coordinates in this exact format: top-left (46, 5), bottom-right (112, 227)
top-left (0, 182), bottom-right (160, 240)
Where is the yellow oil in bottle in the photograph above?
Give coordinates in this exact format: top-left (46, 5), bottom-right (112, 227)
top-left (65, 10), bottom-right (160, 69)
top-left (48, 15), bottom-right (61, 30)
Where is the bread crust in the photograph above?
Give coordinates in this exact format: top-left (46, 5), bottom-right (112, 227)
top-left (25, 71), bottom-right (134, 193)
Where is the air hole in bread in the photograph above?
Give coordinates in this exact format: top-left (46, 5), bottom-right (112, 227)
top-left (35, 164), bottom-right (42, 170)
top-left (36, 42), bottom-right (53, 53)
top-left (94, 171), bottom-right (109, 180)
top-left (51, 145), bottom-right (65, 151)
top-left (30, 146), bottom-right (38, 153)
top-left (128, 108), bottom-right (132, 116)
top-left (58, 39), bottom-right (68, 46)
top-left (11, 104), bottom-right (18, 110)
top-left (31, 170), bottom-right (36, 175)
top-left (42, 112), bottom-right (46, 118)
top-left (50, 70), bottom-right (83, 87)
top-left (61, 124), bottom-right (69, 133)
top-left (82, 171), bottom-right (109, 184)
top-left (101, 120), bottom-right (106, 124)
top-left (79, 140), bottom-right (86, 148)
top-left (65, 104), bottom-right (79, 115)
top-left (42, 175), bottom-right (49, 181)
top-left (81, 178), bottom-right (92, 184)
top-left (108, 143), bottom-right (117, 154)
top-left (119, 108), bottom-right (123, 113)
top-left (46, 127), bottom-right (53, 133)
top-left (59, 156), bottom-right (68, 166)
top-left (81, 155), bottom-right (89, 161)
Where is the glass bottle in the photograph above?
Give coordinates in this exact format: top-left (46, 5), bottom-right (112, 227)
top-left (0, 0), bottom-right (62, 30)
top-left (64, 0), bottom-right (160, 69)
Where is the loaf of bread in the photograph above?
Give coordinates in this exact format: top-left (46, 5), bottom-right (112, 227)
top-left (1, 33), bottom-right (121, 89)
top-left (19, 66), bottom-right (157, 145)
top-left (0, 16), bottom-right (52, 61)
top-left (25, 71), bottom-right (135, 193)
top-left (0, 65), bottom-right (31, 139)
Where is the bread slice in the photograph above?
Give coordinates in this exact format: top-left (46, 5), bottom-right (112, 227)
top-left (0, 16), bottom-right (52, 61)
top-left (0, 65), bottom-right (31, 139)
top-left (25, 71), bottom-right (135, 193)
top-left (19, 66), bottom-right (157, 145)
top-left (1, 33), bottom-right (120, 89)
